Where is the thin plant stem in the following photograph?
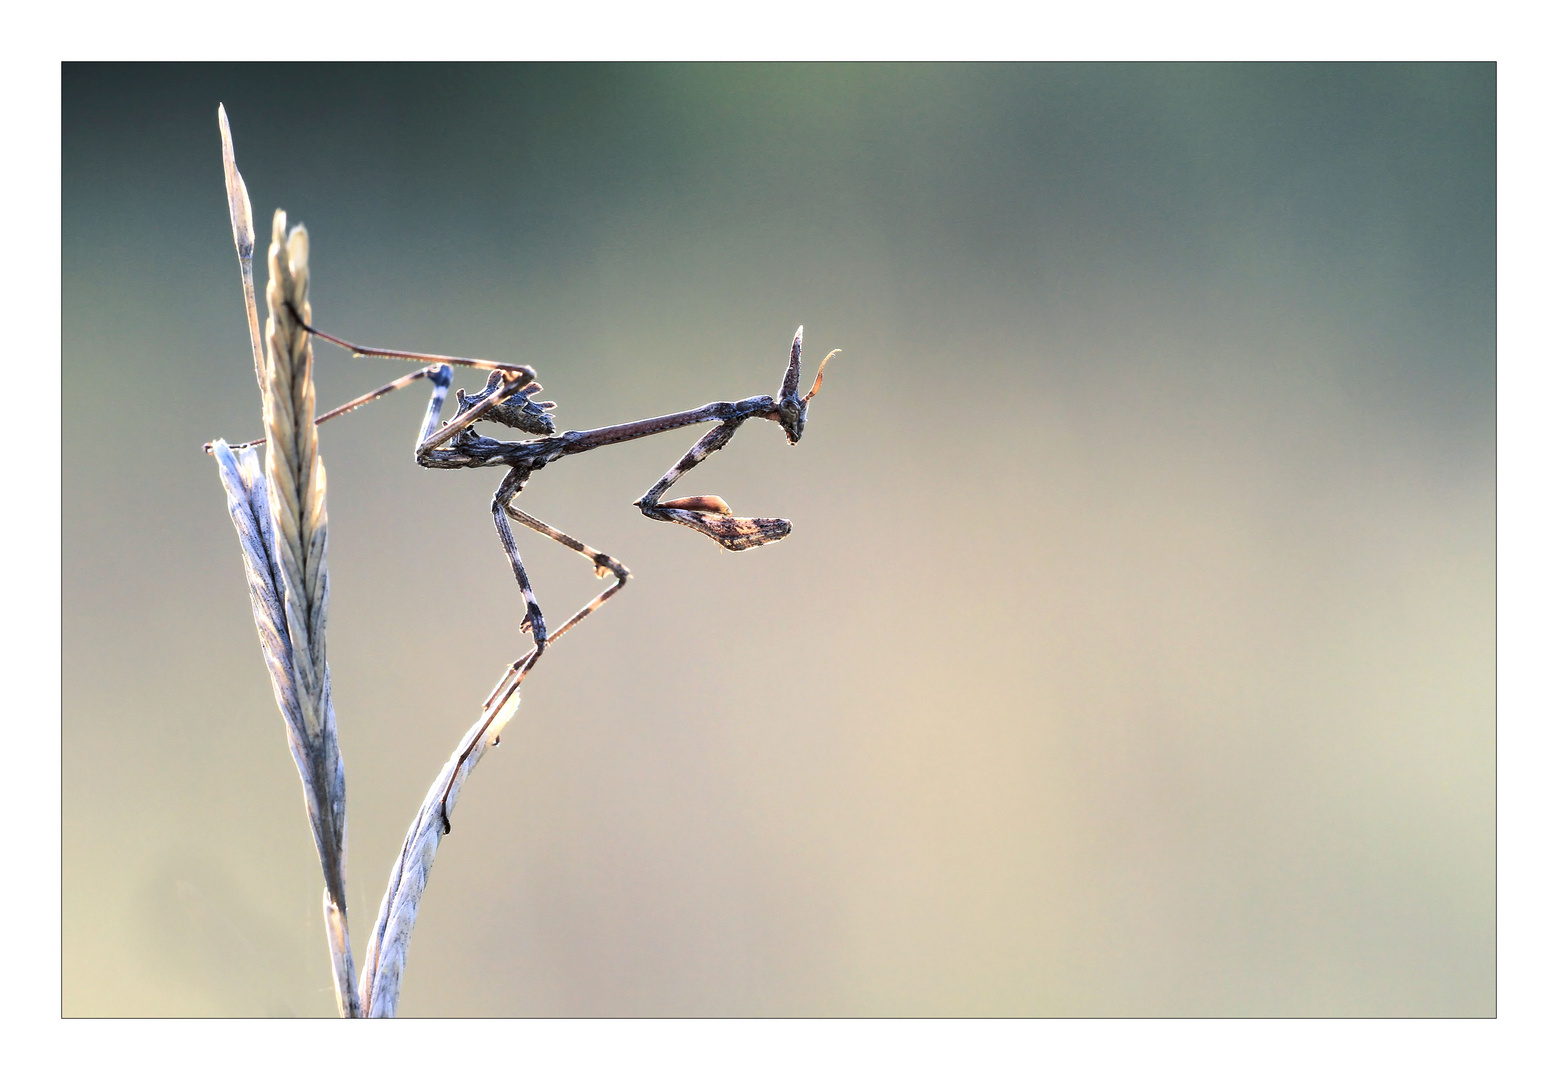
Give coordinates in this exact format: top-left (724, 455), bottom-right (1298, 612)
top-left (211, 105), bottom-right (358, 1016)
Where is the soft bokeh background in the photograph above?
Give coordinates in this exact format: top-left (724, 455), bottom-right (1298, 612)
top-left (62, 63), bottom-right (1493, 1017)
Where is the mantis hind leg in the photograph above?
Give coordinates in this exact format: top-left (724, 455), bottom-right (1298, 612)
top-left (442, 468), bottom-right (633, 834)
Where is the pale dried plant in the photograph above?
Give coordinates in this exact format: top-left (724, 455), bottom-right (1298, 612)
top-left (209, 105), bottom-right (518, 1017)
top-left (210, 112), bottom-right (358, 1013)
top-left (358, 690), bottom-right (521, 1016)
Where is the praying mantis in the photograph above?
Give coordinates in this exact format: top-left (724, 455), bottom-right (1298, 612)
top-left (211, 262), bottom-right (836, 835)
top-left (206, 106), bottom-right (838, 1017)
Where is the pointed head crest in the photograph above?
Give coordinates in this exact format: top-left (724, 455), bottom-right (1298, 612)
top-left (781, 326), bottom-right (804, 402)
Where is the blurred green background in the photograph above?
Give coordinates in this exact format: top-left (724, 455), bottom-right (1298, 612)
top-left (62, 63), bottom-right (1494, 1017)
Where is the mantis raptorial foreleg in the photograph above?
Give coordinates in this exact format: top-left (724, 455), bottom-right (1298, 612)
top-left (634, 419), bottom-right (793, 551)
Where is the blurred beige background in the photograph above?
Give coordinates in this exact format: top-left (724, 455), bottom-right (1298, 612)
top-left (62, 63), bottom-right (1493, 1017)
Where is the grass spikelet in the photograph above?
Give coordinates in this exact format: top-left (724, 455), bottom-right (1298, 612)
top-left (259, 209), bottom-right (358, 1018)
top-left (211, 106), bottom-right (358, 1017)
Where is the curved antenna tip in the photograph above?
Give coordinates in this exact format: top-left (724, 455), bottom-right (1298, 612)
top-left (803, 349), bottom-right (839, 403)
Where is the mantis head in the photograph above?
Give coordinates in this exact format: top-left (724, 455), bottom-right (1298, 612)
top-left (775, 325), bottom-right (838, 445)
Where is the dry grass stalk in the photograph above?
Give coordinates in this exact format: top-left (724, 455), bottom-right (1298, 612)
top-left (259, 209), bottom-right (358, 1019)
top-left (211, 427), bottom-right (359, 1018)
top-left (211, 106), bottom-right (528, 1018)
top-left (210, 105), bottom-right (358, 1017)
top-left (357, 684), bottom-right (524, 1017)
